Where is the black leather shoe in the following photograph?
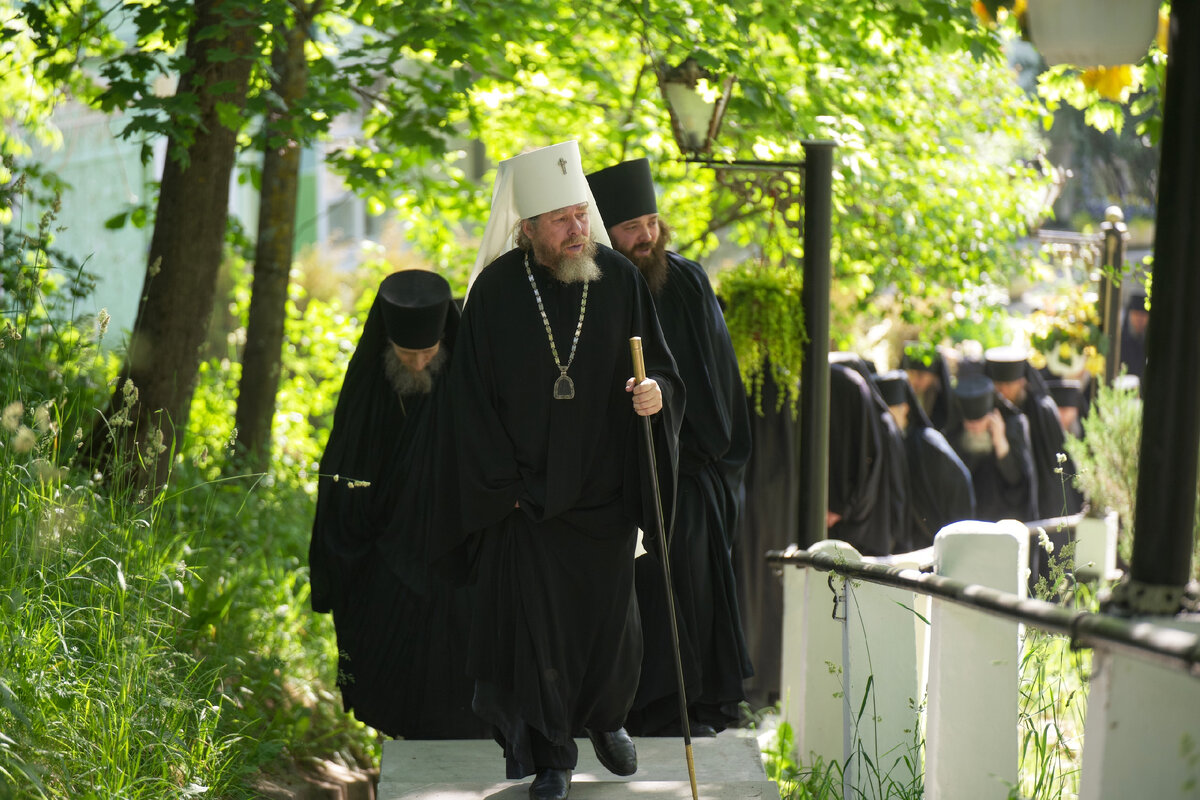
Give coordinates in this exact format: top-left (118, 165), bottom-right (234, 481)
top-left (585, 726), bottom-right (637, 776)
top-left (529, 767), bottom-right (571, 800)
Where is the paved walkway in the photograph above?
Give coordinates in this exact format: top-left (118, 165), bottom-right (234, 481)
top-left (377, 729), bottom-right (781, 799)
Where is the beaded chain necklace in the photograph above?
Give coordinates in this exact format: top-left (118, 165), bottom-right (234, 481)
top-left (525, 251), bottom-right (588, 400)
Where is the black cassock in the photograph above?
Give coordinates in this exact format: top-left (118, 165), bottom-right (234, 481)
top-left (1020, 366), bottom-right (1083, 586)
top-left (1119, 309), bottom-right (1147, 382)
top-left (308, 295), bottom-right (489, 740)
top-left (449, 245), bottom-right (682, 779)
top-left (947, 396), bottom-right (1038, 523)
top-left (734, 370), bottom-right (799, 709)
top-left (1021, 365), bottom-right (1083, 520)
top-left (827, 361), bottom-right (906, 557)
top-left (918, 351), bottom-right (961, 435)
top-left (897, 381), bottom-right (976, 550)
top-left (626, 252), bottom-right (753, 735)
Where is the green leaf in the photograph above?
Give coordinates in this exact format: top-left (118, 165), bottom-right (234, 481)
top-left (214, 101), bottom-right (245, 133)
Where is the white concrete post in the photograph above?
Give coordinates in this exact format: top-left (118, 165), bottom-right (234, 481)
top-left (842, 551), bottom-right (927, 799)
top-left (924, 519), bottom-right (1028, 800)
top-left (1079, 618), bottom-right (1200, 800)
top-left (1073, 510), bottom-right (1119, 582)
top-left (781, 539), bottom-right (859, 770)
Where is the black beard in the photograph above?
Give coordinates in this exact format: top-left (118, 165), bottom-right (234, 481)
top-left (382, 346), bottom-right (445, 398)
top-left (617, 220), bottom-right (672, 294)
top-left (627, 240), bottom-right (670, 294)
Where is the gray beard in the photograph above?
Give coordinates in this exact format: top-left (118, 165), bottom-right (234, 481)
top-left (550, 240), bottom-right (602, 283)
top-left (530, 238), bottom-right (602, 283)
top-left (556, 253), bottom-right (602, 283)
top-left (961, 428), bottom-right (994, 455)
top-left (382, 346), bottom-right (445, 398)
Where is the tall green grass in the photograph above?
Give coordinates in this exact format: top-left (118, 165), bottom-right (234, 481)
top-left (0, 463), bottom-right (237, 797)
top-left (1013, 630), bottom-right (1089, 800)
top-left (1, 161), bottom-right (380, 797)
top-left (759, 714), bottom-right (843, 800)
top-left (1013, 545), bottom-right (1093, 800)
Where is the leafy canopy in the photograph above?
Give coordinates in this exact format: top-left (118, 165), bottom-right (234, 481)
top-left (7, 0), bottom-right (1051, 343)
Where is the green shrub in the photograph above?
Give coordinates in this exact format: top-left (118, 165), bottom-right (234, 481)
top-left (0, 467), bottom-right (241, 798)
top-left (1063, 377), bottom-right (1200, 577)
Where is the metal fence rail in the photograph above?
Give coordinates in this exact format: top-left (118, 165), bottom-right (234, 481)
top-left (766, 545), bottom-right (1200, 677)
top-left (775, 522), bottom-right (1200, 799)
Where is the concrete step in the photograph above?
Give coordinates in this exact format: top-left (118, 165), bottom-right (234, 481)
top-left (377, 730), bottom-right (781, 799)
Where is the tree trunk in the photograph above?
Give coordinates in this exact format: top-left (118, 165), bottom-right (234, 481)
top-left (92, 0), bottom-right (257, 492)
top-left (234, 13), bottom-right (312, 473)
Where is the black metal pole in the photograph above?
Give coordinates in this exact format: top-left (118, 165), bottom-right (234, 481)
top-left (798, 141), bottom-right (835, 547)
top-left (1125, 2), bottom-right (1200, 611)
top-left (1099, 207), bottom-right (1127, 387)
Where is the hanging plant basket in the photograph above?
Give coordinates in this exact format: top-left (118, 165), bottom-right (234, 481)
top-left (717, 260), bottom-right (807, 417)
top-left (1026, 0), bottom-right (1160, 67)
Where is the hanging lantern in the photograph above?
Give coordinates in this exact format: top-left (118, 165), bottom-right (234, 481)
top-left (656, 55), bottom-right (735, 157)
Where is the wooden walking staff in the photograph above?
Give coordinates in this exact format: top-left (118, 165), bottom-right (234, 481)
top-left (629, 336), bottom-right (700, 800)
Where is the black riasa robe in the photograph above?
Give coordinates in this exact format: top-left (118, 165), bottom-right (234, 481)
top-left (1021, 364), bottom-right (1083, 520)
top-left (827, 361), bottom-right (906, 557)
top-left (626, 252), bottom-right (753, 735)
top-left (921, 352), bottom-right (961, 435)
top-left (309, 296), bottom-right (489, 739)
top-left (734, 368), bottom-right (800, 710)
top-left (1119, 308), bottom-right (1147, 382)
top-left (450, 245), bottom-right (683, 778)
top-left (947, 396), bottom-right (1038, 523)
top-left (898, 381), bottom-right (976, 550)
top-left (1021, 366), bottom-right (1084, 587)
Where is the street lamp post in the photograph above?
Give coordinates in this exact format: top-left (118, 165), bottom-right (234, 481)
top-left (1098, 205), bottom-right (1130, 387)
top-left (658, 56), bottom-right (836, 549)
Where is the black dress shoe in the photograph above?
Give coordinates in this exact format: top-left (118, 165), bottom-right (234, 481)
top-left (585, 726), bottom-right (638, 776)
top-left (529, 767), bottom-right (571, 800)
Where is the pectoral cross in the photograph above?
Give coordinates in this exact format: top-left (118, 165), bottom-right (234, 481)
top-left (558, 158), bottom-right (567, 175)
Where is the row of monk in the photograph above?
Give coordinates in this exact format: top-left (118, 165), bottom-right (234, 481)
top-left (308, 144), bottom-right (753, 800)
top-left (307, 137), bottom-right (1147, 800)
top-left (736, 315), bottom-right (1148, 708)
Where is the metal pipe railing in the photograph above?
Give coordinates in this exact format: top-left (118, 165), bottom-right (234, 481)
top-left (766, 546), bottom-right (1200, 678)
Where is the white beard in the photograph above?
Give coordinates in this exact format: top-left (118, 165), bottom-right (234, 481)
top-left (554, 250), bottom-right (602, 283)
top-left (531, 237), bottom-right (602, 283)
top-left (382, 346), bottom-right (445, 398)
top-left (961, 428), bottom-right (994, 455)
